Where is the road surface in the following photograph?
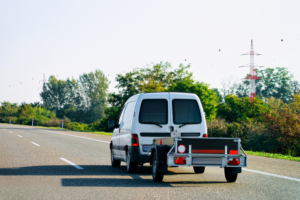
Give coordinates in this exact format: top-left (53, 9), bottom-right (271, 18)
top-left (0, 124), bottom-right (299, 200)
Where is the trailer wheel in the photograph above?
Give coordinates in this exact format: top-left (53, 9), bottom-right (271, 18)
top-left (152, 152), bottom-right (164, 182)
top-left (224, 167), bottom-right (238, 182)
top-left (111, 149), bottom-right (120, 167)
top-left (193, 166), bottom-right (205, 174)
top-left (126, 151), bottom-right (138, 173)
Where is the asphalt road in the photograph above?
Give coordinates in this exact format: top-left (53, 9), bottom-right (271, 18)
top-left (0, 124), bottom-right (299, 200)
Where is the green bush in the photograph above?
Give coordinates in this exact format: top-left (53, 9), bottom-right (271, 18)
top-left (65, 122), bottom-right (91, 131)
top-left (43, 118), bottom-right (61, 127)
top-left (92, 106), bottom-right (122, 132)
top-left (207, 119), bottom-right (272, 152)
top-left (22, 115), bottom-right (52, 126)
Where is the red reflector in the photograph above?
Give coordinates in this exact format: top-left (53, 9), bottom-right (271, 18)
top-left (174, 157), bottom-right (186, 164)
top-left (203, 134), bottom-right (208, 138)
top-left (192, 149), bottom-right (224, 154)
top-left (229, 150), bottom-right (239, 155)
top-left (228, 158), bottom-right (240, 165)
top-left (131, 134), bottom-right (139, 147)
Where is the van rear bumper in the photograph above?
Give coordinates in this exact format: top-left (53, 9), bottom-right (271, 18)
top-left (128, 146), bottom-right (150, 163)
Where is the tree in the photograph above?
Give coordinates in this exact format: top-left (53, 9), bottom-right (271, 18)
top-left (263, 93), bottom-right (300, 156)
top-left (220, 76), bottom-right (239, 99)
top-left (212, 88), bottom-right (223, 103)
top-left (94, 106), bottom-right (122, 132)
top-left (290, 80), bottom-right (300, 96)
top-left (79, 69), bottom-right (109, 123)
top-left (31, 102), bottom-right (44, 108)
top-left (235, 80), bottom-right (250, 98)
top-left (40, 70), bottom-right (109, 123)
top-left (235, 67), bottom-right (300, 102)
top-left (217, 95), bottom-right (267, 123)
top-left (17, 104), bottom-right (35, 123)
top-left (168, 79), bottom-right (219, 121)
top-left (40, 76), bottom-right (67, 111)
top-left (0, 101), bottom-right (18, 122)
top-left (110, 62), bottom-right (193, 109)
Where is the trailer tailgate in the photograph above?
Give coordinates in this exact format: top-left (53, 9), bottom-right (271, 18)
top-left (177, 138), bottom-right (240, 155)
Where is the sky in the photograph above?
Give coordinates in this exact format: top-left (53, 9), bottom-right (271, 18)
top-left (1, 0), bottom-right (300, 104)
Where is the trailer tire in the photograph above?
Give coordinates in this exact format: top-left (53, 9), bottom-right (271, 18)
top-left (152, 152), bottom-right (164, 182)
top-left (224, 167), bottom-right (238, 182)
top-left (111, 149), bottom-right (120, 167)
top-left (126, 151), bottom-right (138, 173)
top-left (193, 166), bottom-right (205, 174)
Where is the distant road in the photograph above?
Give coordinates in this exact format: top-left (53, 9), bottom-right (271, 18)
top-left (0, 124), bottom-right (299, 200)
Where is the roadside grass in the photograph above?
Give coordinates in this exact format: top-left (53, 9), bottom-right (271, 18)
top-left (245, 151), bottom-right (300, 162)
top-left (36, 126), bottom-right (64, 130)
top-left (0, 123), bottom-right (112, 136)
top-left (81, 131), bottom-right (112, 136)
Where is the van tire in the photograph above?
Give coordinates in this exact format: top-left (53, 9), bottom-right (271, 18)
top-left (126, 151), bottom-right (138, 173)
top-left (152, 152), bottom-right (164, 182)
top-left (224, 167), bottom-right (238, 182)
top-left (193, 166), bottom-right (205, 174)
top-left (111, 150), bottom-right (120, 167)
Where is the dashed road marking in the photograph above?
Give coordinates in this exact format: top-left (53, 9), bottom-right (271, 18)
top-left (31, 142), bottom-right (40, 146)
top-left (244, 168), bottom-right (300, 182)
top-left (9, 131), bottom-right (13, 133)
top-left (60, 158), bottom-right (83, 170)
top-left (43, 130), bottom-right (110, 144)
top-left (18, 135), bottom-right (23, 138)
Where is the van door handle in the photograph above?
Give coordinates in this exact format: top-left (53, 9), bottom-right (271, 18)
top-left (170, 126), bottom-right (174, 132)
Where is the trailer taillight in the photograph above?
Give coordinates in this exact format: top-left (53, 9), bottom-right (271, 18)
top-left (174, 157), bottom-right (186, 164)
top-left (203, 133), bottom-right (208, 138)
top-left (227, 158), bottom-right (240, 165)
top-left (131, 134), bottom-right (139, 147)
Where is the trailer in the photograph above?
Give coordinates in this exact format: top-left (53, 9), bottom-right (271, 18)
top-left (149, 137), bottom-right (247, 182)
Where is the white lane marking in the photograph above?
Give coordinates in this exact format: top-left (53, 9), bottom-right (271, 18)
top-left (31, 142), bottom-right (40, 146)
top-left (60, 158), bottom-right (83, 170)
top-left (9, 131), bottom-right (13, 133)
top-left (43, 130), bottom-right (110, 144)
top-left (18, 135), bottom-right (23, 138)
top-left (3, 129), bottom-right (5, 130)
top-left (244, 168), bottom-right (300, 182)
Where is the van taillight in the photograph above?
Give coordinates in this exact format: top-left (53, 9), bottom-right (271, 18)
top-left (203, 133), bottom-right (208, 138)
top-left (131, 134), bottom-right (139, 147)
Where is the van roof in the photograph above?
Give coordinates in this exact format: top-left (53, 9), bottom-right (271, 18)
top-left (126, 92), bottom-right (198, 102)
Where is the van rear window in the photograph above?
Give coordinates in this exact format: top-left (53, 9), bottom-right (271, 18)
top-left (139, 99), bottom-right (168, 124)
top-left (172, 99), bottom-right (201, 124)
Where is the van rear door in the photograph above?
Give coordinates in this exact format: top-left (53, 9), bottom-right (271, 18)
top-left (169, 93), bottom-right (205, 138)
top-left (135, 93), bottom-right (171, 153)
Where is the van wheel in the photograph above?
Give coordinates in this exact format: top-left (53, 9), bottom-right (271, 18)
top-left (224, 167), bottom-right (238, 182)
top-left (126, 151), bottom-right (138, 173)
top-left (152, 152), bottom-right (164, 182)
top-left (193, 166), bottom-right (205, 174)
top-left (111, 149), bottom-right (120, 167)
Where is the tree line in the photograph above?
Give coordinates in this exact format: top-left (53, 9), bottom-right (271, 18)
top-left (1, 62), bottom-right (299, 156)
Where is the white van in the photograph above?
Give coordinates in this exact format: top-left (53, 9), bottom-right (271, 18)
top-left (108, 92), bottom-right (207, 173)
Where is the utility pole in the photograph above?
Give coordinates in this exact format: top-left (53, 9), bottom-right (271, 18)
top-left (39, 73), bottom-right (47, 85)
top-left (239, 40), bottom-right (264, 102)
top-left (38, 73), bottom-right (48, 91)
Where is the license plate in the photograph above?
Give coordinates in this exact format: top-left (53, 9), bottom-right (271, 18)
top-left (171, 132), bottom-right (181, 137)
top-left (192, 157), bottom-right (222, 165)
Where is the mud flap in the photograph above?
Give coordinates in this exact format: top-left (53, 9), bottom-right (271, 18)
top-left (155, 145), bottom-right (168, 173)
top-left (230, 167), bottom-right (242, 173)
